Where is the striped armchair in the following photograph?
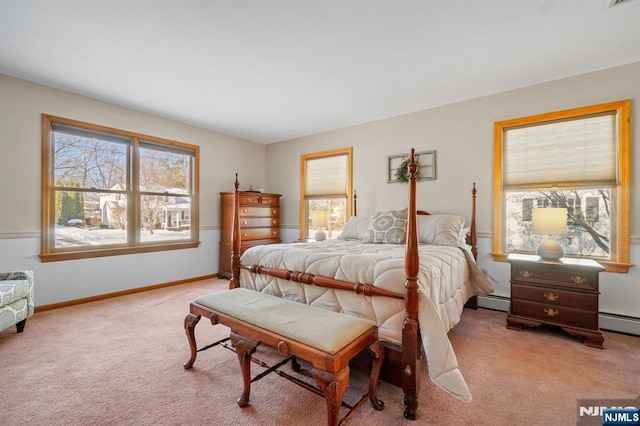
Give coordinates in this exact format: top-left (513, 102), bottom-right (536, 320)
top-left (0, 270), bottom-right (35, 334)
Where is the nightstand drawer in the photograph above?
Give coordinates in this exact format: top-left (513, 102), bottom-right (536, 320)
top-left (511, 265), bottom-right (596, 290)
top-left (511, 284), bottom-right (598, 310)
top-left (511, 299), bottom-right (598, 329)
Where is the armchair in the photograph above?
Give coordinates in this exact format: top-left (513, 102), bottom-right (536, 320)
top-left (0, 270), bottom-right (35, 334)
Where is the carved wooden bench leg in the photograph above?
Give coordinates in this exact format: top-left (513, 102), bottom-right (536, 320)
top-left (231, 332), bottom-right (259, 407)
top-left (369, 342), bottom-right (385, 410)
top-left (312, 366), bottom-right (349, 426)
top-left (183, 313), bottom-right (201, 369)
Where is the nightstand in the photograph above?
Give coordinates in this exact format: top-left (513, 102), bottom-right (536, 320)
top-left (506, 253), bottom-right (604, 348)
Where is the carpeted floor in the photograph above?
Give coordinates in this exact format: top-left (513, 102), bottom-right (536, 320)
top-left (1, 278), bottom-right (638, 425)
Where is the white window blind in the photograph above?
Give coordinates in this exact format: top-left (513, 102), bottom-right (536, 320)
top-left (304, 154), bottom-right (348, 197)
top-left (503, 113), bottom-right (617, 189)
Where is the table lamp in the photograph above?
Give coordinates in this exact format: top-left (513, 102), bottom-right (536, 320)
top-left (532, 207), bottom-right (567, 261)
top-left (311, 210), bottom-right (328, 241)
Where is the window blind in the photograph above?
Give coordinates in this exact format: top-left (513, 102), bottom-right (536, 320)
top-left (503, 113), bottom-right (617, 189)
top-left (304, 154), bottom-right (348, 197)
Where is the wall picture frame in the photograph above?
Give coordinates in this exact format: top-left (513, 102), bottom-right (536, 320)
top-left (387, 150), bottom-right (436, 183)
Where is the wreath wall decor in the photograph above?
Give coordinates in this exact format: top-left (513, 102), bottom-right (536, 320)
top-left (387, 151), bottom-right (436, 184)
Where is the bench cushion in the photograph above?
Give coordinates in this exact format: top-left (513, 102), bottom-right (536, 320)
top-left (195, 288), bottom-right (375, 355)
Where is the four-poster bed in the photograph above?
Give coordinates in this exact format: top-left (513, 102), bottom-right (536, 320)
top-left (227, 149), bottom-right (493, 419)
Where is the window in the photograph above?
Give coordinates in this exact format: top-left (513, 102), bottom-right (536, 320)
top-left (300, 148), bottom-right (352, 241)
top-left (41, 115), bottom-right (199, 261)
top-left (492, 100), bottom-right (631, 272)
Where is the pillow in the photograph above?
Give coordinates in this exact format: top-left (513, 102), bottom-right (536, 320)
top-left (338, 216), bottom-right (369, 240)
top-left (362, 208), bottom-right (408, 244)
top-left (417, 214), bottom-right (465, 246)
top-left (459, 227), bottom-right (471, 245)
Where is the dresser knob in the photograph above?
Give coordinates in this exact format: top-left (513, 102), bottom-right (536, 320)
top-left (272, 231), bottom-right (277, 235)
top-left (519, 271), bottom-right (533, 278)
top-left (243, 209), bottom-right (248, 214)
top-left (544, 292), bottom-right (559, 302)
top-left (243, 233), bottom-right (248, 237)
top-left (272, 209), bottom-right (277, 214)
top-left (272, 220), bottom-right (277, 224)
top-left (544, 308), bottom-right (559, 317)
top-left (248, 197), bottom-right (254, 202)
top-left (243, 220), bottom-right (248, 225)
top-left (571, 276), bottom-right (586, 285)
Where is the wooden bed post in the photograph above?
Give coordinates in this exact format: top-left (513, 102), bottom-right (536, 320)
top-left (402, 148), bottom-right (420, 420)
top-left (470, 182), bottom-right (478, 259)
top-left (229, 174), bottom-right (241, 289)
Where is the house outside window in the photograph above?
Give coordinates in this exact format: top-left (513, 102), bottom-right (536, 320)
top-left (40, 115), bottom-right (199, 261)
top-left (492, 100), bottom-right (631, 273)
top-left (300, 148), bottom-right (352, 241)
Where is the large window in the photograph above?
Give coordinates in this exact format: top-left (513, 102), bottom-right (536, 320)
top-left (41, 115), bottom-right (199, 261)
top-left (492, 100), bottom-right (631, 272)
top-left (300, 148), bottom-right (352, 241)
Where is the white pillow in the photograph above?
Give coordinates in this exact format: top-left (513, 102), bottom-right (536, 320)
top-left (362, 209), bottom-right (408, 244)
top-left (417, 214), bottom-right (465, 246)
top-left (338, 216), bottom-right (369, 240)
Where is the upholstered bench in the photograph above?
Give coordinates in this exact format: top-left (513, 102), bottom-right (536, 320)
top-left (183, 288), bottom-right (384, 426)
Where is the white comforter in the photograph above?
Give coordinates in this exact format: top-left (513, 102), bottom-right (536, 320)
top-left (239, 239), bottom-right (493, 401)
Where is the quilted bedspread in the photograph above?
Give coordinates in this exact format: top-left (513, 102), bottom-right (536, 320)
top-left (239, 239), bottom-right (493, 401)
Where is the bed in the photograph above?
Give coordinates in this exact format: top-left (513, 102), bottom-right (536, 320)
top-left (227, 149), bottom-right (493, 419)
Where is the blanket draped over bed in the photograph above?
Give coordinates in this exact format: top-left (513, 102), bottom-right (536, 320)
top-left (239, 240), bottom-right (493, 401)
top-left (229, 149), bottom-right (493, 418)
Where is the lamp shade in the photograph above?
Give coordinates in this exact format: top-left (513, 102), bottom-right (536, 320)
top-left (531, 208), bottom-right (567, 236)
top-left (311, 210), bottom-right (328, 228)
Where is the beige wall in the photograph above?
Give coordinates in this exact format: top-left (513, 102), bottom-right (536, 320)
top-left (0, 74), bottom-right (265, 305)
top-left (265, 62), bottom-right (640, 325)
top-left (266, 62), bottom-right (640, 235)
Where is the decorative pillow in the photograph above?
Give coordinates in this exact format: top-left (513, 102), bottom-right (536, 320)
top-left (417, 214), bottom-right (465, 246)
top-left (338, 216), bottom-right (369, 240)
top-left (362, 209), bottom-right (408, 244)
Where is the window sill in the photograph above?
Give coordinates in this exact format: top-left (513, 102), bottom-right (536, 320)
top-left (40, 241), bottom-right (200, 262)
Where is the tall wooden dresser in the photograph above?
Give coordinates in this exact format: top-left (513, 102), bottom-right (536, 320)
top-left (218, 191), bottom-right (281, 279)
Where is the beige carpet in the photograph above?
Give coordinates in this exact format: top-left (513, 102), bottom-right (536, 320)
top-left (1, 278), bottom-right (638, 425)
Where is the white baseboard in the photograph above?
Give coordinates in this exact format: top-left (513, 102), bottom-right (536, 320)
top-left (477, 295), bottom-right (640, 337)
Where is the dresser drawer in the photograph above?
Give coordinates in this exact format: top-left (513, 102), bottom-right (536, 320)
top-left (241, 227), bottom-right (279, 241)
top-left (239, 207), bottom-right (280, 218)
top-left (511, 284), bottom-right (597, 310)
top-left (240, 195), bottom-right (279, 205)
top-left (511, 265), bottom-right (596, 291)
top-left (511, 299), bottom-right (598, 329)
top-left (239, 217), bottom-right (279, 227)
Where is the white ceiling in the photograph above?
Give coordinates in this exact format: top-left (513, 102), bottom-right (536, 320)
top-left (1, 1), bottom-right (639, 144)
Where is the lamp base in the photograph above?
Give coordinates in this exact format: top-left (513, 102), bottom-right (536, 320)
top-left (537, 236), bottom-right (564, 261)
top-left (314, 228), bottom-right (327, 241)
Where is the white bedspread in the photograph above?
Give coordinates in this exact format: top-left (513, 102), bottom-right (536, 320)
top-left (239, 239), bottom-right (493, 401)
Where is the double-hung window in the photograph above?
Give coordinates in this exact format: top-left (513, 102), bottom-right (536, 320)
top-left (300, 148), bottom-right (352, 241)
top-left (41, 115), bottom-right (199, 261)
top-left (492, 100), bottom-right (631, 272)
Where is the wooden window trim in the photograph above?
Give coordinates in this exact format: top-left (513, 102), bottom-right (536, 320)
top-left (492, 100), bottom-right (632, 273)
top-left (299, 147), bottom-right (353, 241)
top-left (40, 114), bottom-right (200, 262)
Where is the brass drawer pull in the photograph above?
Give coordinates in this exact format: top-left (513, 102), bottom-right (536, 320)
top-left (243, 220), bottom-right (248, 225)
top-left (544, 292), bottom-right (558, 302)
top-left (266, 199), bottom-right (272, 203)
top-left (247, 197), bottom-right (254, 202)
top-left (571, 276), bottom-right (586, 285)
top-left (272, 209), bottom-right (277, 214)
top-left (519, 271), bottom-right (533, 278)
top-left (272, 231), bottom-right (277, 235)
top-left (243, 209), bottom-right (248, 214)
top-left (544, 308), bottom-right (559, 317)
top-left (243, 233), bottom-right (248, 237)
top-left (272, 220), bottom-right (277, 224)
